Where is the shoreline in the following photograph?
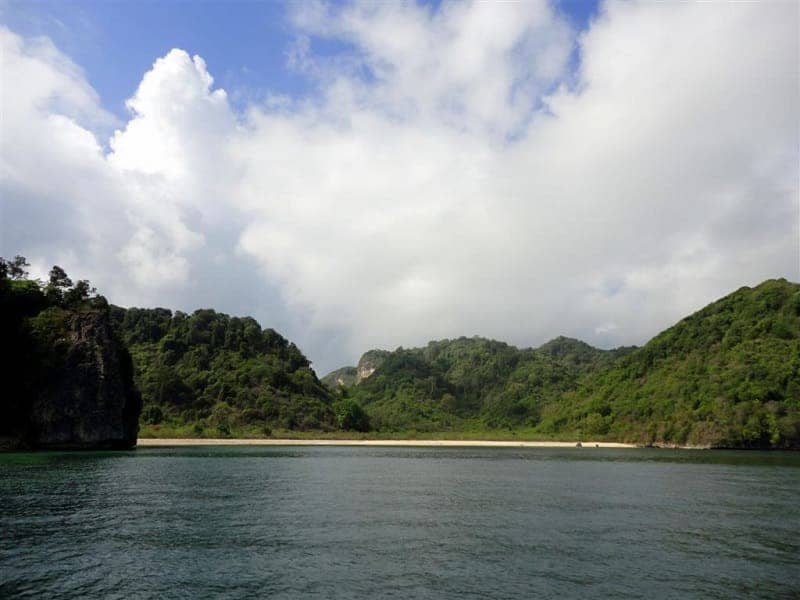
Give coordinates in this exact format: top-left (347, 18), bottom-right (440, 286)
top-left (137, 438), bottom-right (637, 448)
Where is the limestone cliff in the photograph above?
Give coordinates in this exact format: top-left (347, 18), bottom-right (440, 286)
top-left (28, 310), bottom-right (142, 449)
top-left (321, 349), bottom-right (391, 389)
top-left (321, 366), bottom-right (358, 388)
top-left (355, 350), bottom-right (390, 383)
top-left (9, 307), bottom-right (141, 449)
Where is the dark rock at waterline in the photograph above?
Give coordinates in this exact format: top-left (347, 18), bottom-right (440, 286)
top-left (27, 310), bottom-right (142, 449)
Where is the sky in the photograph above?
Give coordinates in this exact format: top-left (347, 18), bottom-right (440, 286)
top-left (1, 0), bottom-right (798, 374)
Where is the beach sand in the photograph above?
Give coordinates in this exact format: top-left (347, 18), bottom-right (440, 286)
top-left (137, 438), bottom-right (636, 448)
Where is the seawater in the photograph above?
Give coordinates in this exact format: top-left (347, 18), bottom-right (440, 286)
top-left (1, 446), bottom-right (798, 599)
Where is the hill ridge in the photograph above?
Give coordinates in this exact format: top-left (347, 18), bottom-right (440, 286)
top-left (324, 278), bottom-right (799, 448)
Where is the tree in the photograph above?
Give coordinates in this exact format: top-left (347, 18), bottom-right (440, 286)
top-left (45, 266), bottom-right (73, 304)
top-left (0, 255), bottom-right (30, 280)
top-left (333, 399), bottom-right (370, 432)
top-left (48, 266), bottom-right (72, 289)
top-left (63, 280), bottom-right (95, 306)
top-left (210, 401), bottom-right (235, 437)
top-left (141, 404), bottom-right (164, 425)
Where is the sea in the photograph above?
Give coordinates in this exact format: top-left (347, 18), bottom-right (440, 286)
top-left (1, 446), bottom-right (798, 599)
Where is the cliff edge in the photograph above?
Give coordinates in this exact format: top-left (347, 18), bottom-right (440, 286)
top-left (1, 262), bottom-right (142, 450)
top-left (29, 310), bottom-right (142, 449)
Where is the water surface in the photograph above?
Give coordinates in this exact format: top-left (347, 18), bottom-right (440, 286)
top-left (1, 446), bottom-right (798, 599)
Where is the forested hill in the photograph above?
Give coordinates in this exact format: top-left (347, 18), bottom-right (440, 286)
top-left (5, 252), bottom-right (798, 447)
top-left (325, 279), bottom-right (800, 448)
top-left (330, 335), bottom-right (632, 433)
top-left (1, 258), bottom-right (141, 449)
top-left (546, 278), bottom-right (800, 448)
top-left (110, 307), bottom-right (336, 436)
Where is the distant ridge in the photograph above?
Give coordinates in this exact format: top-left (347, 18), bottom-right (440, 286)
top-left (324, 279), bottom-right (799, 448)
top-left (5, 258), bottom-right (797, 448)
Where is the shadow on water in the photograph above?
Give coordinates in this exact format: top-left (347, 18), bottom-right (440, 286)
top-left (3, 445), bottom-right (799, 467)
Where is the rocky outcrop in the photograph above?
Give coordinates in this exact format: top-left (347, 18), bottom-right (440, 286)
top-left (321, 366), bottom-right (358, 388)
top-left (321, 350), bottom-right (391, 389)
top-left (355, 350), bottom-right (390, 383)
top-left (29, 310), bottom-right (142, 449)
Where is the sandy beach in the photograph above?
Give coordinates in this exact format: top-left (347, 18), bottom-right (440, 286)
top-left (137, 438), bottom-right (637, 448)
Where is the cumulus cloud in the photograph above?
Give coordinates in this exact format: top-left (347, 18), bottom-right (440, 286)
top-left (1, 0), bottom-right (798, 373)
top-left (1, 33), bottom-right (275, 314)
top-left (287, 0), bottom-right (573, 136)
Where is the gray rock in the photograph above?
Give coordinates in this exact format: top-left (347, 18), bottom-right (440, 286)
top-left (29, 310), bottom-right (142, 449)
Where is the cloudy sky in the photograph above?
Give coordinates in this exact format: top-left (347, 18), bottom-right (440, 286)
top-left (1, 0), bottom-right (798, 374)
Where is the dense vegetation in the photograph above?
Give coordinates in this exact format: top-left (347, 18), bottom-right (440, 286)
top-left (0, 257), bottom-right (139, 447)
top-left (545, 279), bottom-right (800, 448)
top-left (110, 307), bottom-right (339, 437)
top-left (0, 256), bottom-right (343, 441)
top-left (340, 336), bottom-right (632, 433)
top-left (4, 251), bottom-right (797, 448)
top-left (328, 279), bottom-right (800, 448)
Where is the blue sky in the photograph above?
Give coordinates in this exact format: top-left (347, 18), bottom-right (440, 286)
top-left (2, 0), bottom-right (600, 117)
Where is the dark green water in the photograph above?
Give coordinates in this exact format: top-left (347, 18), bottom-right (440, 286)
top-left (1, 447), bottom-right (798, 599)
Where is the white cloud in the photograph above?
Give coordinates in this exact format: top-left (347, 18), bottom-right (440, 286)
top-left (109, 49), bottom-right (233, 181)
top-left (1, 0), bottom-right (798, 374)
top-left (288, 0), bottom-right (573, 137)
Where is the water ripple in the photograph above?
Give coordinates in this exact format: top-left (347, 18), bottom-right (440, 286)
top-left (1, 447), bottom-right (798, 599)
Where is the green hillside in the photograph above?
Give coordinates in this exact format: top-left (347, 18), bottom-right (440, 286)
top-left (544, 279), bottom-right (800, 447)
top-left (337, 336), bottom-right (631, 432)
top-left (6, 251), bottom-right (797, 448)
top-left (326, 279), bottom-right (800, 448)
top-left (110, 307), bottom-right (336, 436)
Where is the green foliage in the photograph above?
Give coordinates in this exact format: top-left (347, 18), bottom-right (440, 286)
top-left (327, 280), bottom-right (800, 448)
top-left (335, 335), bottom-right (625, 433)
top-left (4, 253), bottom-right (797, 448)
top-left (141, 404), bottom-right (164, 425)
top-left (111, 306), bottom-right (339, 433)
top-left (44, 266), bottom-right (72, 305)
top-left (0, 255), bottom-right (30, 280)
top-left (543, 279), bottom-right (800, 448)
top-left (347, 348), bottom-right (456, 431)
top-left (333, 399), bottom-right (370, 431)
top-left (0, 257), bottom-right (133, 444)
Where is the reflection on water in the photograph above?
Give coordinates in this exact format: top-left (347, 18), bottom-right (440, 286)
top-left (1, 447), bottom-right (798, 599)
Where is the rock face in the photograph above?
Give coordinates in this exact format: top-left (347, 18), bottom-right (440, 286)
top-left (29, 311), bottom-right (142, 449)
top-left (321, 366), bottom-right (358, 388)
top-left (355, 350), bottom-right (390, 383)
top-left (321, 350), bottom-right (391, 389)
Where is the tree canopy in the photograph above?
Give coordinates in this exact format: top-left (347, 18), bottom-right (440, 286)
top-left (326, 280), bottom-right (799, 448)
top-left (111, 306), bottom-right (339, 436)
top-left (3, 255), bottom-right (797, 447)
